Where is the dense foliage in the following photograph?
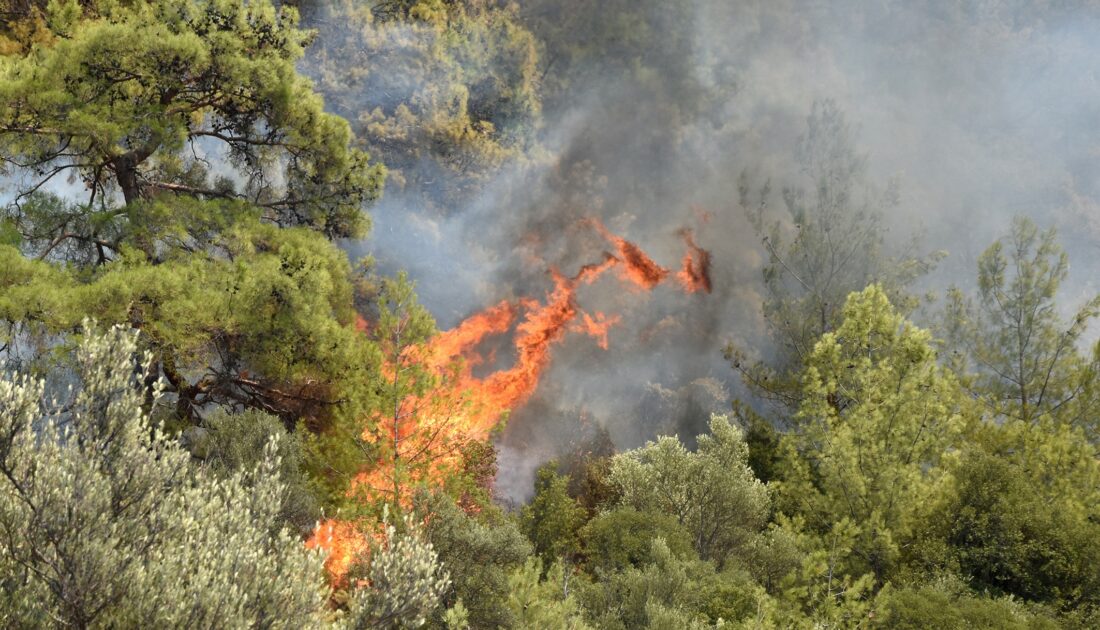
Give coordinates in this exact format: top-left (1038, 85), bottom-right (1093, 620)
top-left (302, 0), bottom-right (541, 211)
top-left (2, 1), bottom-right (1099, 628)
top-left (0, 324), bottom-right (330, 628)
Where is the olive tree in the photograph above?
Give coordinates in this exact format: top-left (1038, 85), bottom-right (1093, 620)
top-left (0, 323), bottom-right (330, 628)
top-left (608, 414), bottom-right (769, 568)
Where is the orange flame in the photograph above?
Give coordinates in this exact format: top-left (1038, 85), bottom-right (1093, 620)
top-left (306, 519), bottom-right (370, 584)
top-left (354, 314), bottom-right (370, 334)
top-left (308, 218), bottom-right (712, 581)
top-left (425, 300), bottom-right (517, 370)
top-left (676, 228), bottom-right (712, 294)
top-left (586, 218), bottom-right (670, 290)
top-left (572, 311), bottom-right (622, 349)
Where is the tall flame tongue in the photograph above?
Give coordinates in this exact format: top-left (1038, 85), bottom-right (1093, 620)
top-left (425, 300), bottom-right (517, 371)
top-left (308, 219), bottom-right (712, 581)
top-left (464, 254), bottom-right (620, 434)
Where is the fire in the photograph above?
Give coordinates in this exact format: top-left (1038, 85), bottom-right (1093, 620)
top-left (425, 300), bottom-right (517, 370)
top-left (586, 218), bottom-right (670, 290)
top-left (354, 314), bottom-right (370, 333)
top-left (676, 228), bottom-right (713, 294)
top-left (572, 311), bottom-right (622, 349)
top-left (306, 519), bottom-right (370, 584)
top-left (308, 218), bottom-right (712, 581)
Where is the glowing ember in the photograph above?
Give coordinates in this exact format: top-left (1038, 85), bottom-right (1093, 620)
top-left (354, 314), bottom-right (370, 334)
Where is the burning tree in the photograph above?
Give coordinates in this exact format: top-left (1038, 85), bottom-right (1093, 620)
top-left (311, 220), bottom-right (713, 581)
top-left (356, 272), bottom-right (483, 508)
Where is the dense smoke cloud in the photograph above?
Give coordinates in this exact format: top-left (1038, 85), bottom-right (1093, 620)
top-left (309, 0), bottom-right (1100, 499)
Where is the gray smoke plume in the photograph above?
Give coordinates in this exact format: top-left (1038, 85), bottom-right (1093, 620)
top-left (308, 1), bottom-right (1100, 500)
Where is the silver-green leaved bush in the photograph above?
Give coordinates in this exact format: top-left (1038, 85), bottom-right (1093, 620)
top-left (0, 322), bottom-right (329, 629)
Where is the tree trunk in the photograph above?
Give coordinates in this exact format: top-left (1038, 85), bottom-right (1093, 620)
top-left (113, 155), bottom-right (143, 205)
top-left (112, 152), bottom-right (159, 260)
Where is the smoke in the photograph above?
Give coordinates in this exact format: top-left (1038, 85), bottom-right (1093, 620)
top-left (308, 1), bottom-right (1100, 500)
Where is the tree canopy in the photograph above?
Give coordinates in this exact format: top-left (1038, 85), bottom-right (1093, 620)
top-left (728, 101), bottom-right (943, 412)
top-left (0, 0), bottom-right (382, 247)
top-left (0, 324), bottom-right (330, 628)
top-left (1, 2), bottom-right (1098, 628)
top-left (943, 216), bottom-right (1100, 433)
top-left (303, 0), bottom-right (540, 212)
top-left (0, 0), bottom-right (384, 430)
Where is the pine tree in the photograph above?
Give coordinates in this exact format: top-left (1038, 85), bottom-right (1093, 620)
top-left (943, 216), bottom-right (1100, 431)
top-left (780, 285), bottom-right (966, 581)
top-left (608, 414), bottom-right (769, 568)
top-left (0, 0), bottom-right (381, 245)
